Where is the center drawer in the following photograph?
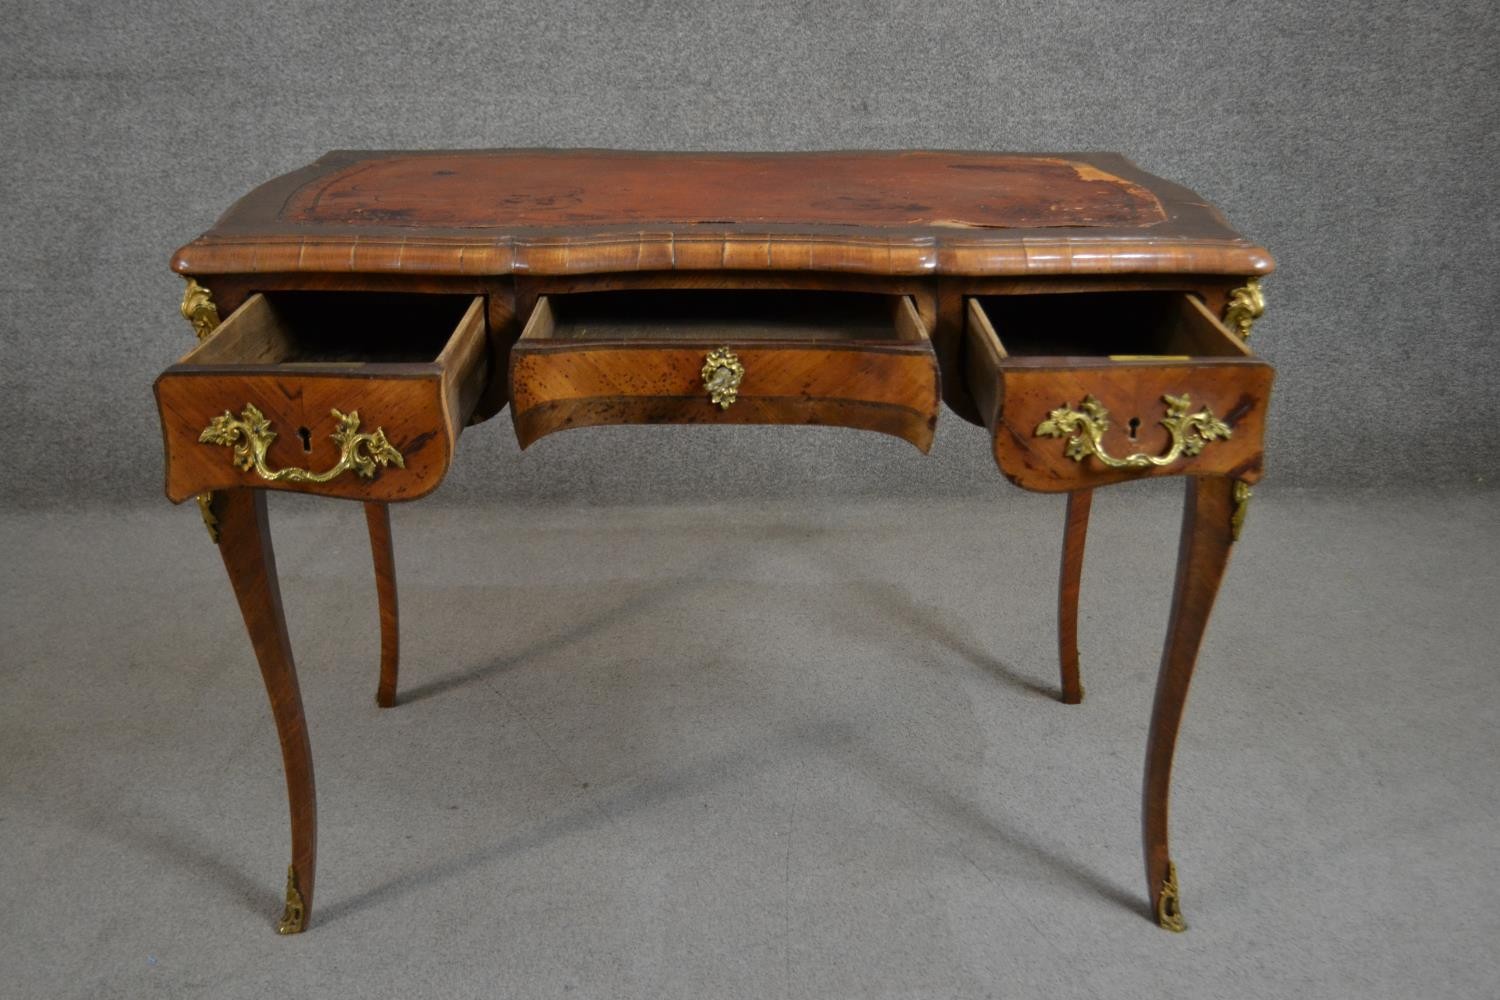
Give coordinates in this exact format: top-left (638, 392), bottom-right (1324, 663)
top-left (155, 291), bottom-right (488, 502)
top-left (963, 291), bottom-right (1274, 491)
top-left (508, 290), bottom-right (941, 450)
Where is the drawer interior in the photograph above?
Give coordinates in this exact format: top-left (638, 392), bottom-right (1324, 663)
top-left (969, 292), bottom-right (1248, 360)
top-left (187, 292), bottom-right (479, 367)
top-left (522, 289), bottom-right (926, 344)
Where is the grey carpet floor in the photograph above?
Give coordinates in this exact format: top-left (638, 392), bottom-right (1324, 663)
top-left (1, 486), bottom-right (1496, 999)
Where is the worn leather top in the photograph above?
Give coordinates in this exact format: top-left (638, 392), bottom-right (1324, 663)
top-left (172, 150), bottom-right (1272, 278)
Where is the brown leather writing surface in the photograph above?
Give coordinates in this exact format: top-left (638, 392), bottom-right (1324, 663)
top-left (282, 151), bottom-right (1166, 228)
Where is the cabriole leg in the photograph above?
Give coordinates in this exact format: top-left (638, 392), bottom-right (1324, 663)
top-left (364, 502), bottom-right (400, 708)
top-left (213, 489), bottom-right (317, 934)
top-left (1057, 488), bottom-right (1093, 704)
top-left (1142, 476), bottom-right (1237, 931)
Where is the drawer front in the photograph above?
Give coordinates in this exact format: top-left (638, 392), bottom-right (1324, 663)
top-left (509, 293), bottom-right (940, 450)
top-left (155, 293), bottom-right (487, 502)
top-left (964, 292), bottom-right (1274, 491)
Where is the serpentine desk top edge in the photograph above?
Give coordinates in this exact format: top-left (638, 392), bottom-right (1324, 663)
top-left (172, 149), bottom-right (1273, 279)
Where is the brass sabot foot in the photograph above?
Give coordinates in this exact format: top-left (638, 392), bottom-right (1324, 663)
top-left (1156, 860), bottom-right (1186, 932)
top-left (276, 865), bottom-right (306, 935)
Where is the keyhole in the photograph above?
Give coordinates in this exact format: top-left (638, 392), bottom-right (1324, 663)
top-left (1127, 417), bottom-right (1141, 440)
top-left (297, 426), bottom-right (313, 453)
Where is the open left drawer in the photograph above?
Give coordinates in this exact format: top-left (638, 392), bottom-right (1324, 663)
top-left (964, 291), bottom-right (1274, 492)
top-left (155, 291), bottom-right (488, 502)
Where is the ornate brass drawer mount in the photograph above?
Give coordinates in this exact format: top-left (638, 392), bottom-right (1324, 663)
top-left (702, 347), bottom-right (744, 409)
top-left (200, 404), bottom-right (405, 484)
top-left (1035, 393), bottom-right (1230, 470)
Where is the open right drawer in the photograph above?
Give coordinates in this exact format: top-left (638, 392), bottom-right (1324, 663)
top-left (963, 291), bottom-right (1274, 492)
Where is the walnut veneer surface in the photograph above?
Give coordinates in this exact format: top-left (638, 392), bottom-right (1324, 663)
top-left (157, 149), bottom-right (1274, 937)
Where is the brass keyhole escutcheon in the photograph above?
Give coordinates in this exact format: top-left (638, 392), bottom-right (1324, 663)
top-left (702, 347), bottom-right (745, 410)
top-left (1035, 393), bottom-right (1231, 470)
top-left (199, 404), bottom-right (405, 484)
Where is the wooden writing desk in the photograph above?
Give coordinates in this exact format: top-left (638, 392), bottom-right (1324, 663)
top-left (156, 150), bottom-right (1273, 934)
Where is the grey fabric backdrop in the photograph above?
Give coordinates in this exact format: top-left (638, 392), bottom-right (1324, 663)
top-left (2, 1), bottom-right (1496, 508)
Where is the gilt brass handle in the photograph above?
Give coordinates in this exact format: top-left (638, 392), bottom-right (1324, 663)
top-left (199, 404), bottom-right (405, 484)
top-left (1035, 393), bottom-right (1230, 470)
top-left (702, 347), bottom-right (744, 409)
